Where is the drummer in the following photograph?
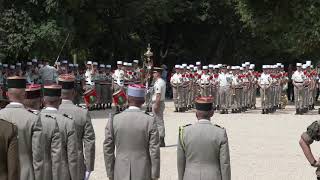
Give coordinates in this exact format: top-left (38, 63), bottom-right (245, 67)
top-left (113, 61), bottom-right (126, 113)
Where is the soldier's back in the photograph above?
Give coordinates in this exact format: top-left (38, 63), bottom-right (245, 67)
top-left (181, 120), bottom-right (230, 180)
top-left (0, 119), bottom-right (19, 180)
top-left (0, 104), bottom-right (41, 180)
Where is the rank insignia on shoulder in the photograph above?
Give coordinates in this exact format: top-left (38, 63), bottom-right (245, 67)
top-left (145, 111), bottom-right (154, 117)
top-left (214, 124), bottom-right (224, 129)
top-left (28, 109), bottom-right (39, 115)
top-left (63, 114), bottom-right (73, 119)
top-left (183, 124), bottom-right (192, 127)
top-left (45, 114), bottom-right (56, 120)
top-left (77, 104), bottom-right (87, 109)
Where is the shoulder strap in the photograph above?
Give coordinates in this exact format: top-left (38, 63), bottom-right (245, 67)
top-left (179, 126), bottom-right (186, 151)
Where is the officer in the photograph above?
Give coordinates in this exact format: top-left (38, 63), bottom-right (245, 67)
top-left (41, 84), bottom-right (78, 180)
top-left (292, 63), bottom-right (306, 114)
top-left (24, 84), bottom-right (42, 113)
top-left (0, 119), bottom-right (19, 180)
top-left (152, 67), bottom-right (167, 147)
top-left (39, 60), bottom-right (58, 85)
top-left (177, 96), bottom-right (231, 180)
top-left (103, 84), bottom-right (160, 180)
top-left (299, 120), bottom-right (320, 179)
top-left (58, 74), bottom-right (96, 180)
top-left (0, 76), bottom-right (44, 180)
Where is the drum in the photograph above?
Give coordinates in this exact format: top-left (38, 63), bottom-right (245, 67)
top-left (83, 88), bottom-right (97, 107)
top-left (113, 89), bottom-right (127, 106)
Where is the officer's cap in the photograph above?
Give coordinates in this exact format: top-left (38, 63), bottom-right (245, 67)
top-left (208, 64), bottom-right (214, 68)
top-left (195, 96), bottom-right (214, 111)
top-left (7, 76), bottom-right (26, 89)
top-left (43, 84), bottom-right (62, 97)
top-left (26, 84), bottom-right (41, 99)
top-left (58, 74), bottom-right (75, 90)
top-left (152, 67), bottom-right (163, 73)
top-left (306, 61), bottom-right (312, 66)
top-left (123, 62), bottom-right (128, 66)
top-left (127, 84), bottom-right (146, 98)
top-left (189, 64), bottom-right (195, 68)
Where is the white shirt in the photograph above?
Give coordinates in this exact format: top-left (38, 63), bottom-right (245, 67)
top-left (85, 69), bottom-right (93, 85)
top-left (44, 107), bottom-right (58, 111)
top-left (259, 73), bottom-right (271, 85)
top-left (218, 72), bottom-right (230, 87)
top-left (128, 106), bottom-right (140, 110)
top-left (152, 78), bottom-right (166, 101)
top-left (200, 74), bottom-right (210, 84)
top-left (232, 74), bottom-right (240, 86)
top-left (291, 71), bottom-right (305, 83)
top-left (10, 102), bottom-right (24, 106)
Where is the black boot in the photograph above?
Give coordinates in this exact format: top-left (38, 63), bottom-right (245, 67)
top-left (225, 109), bottom-right (228, 114)
top-left (296, 109), bottom-right (299, 115)
top-left (265, 109), bottom-right (269, 114)
top-left (262, 109), bottom-right (265, 114)
top-left (300, 109), bottom-right (304, 115)
top-left (174, 108), bottom-right (178, 112)
top-left (160, 137), bottom-right (166, 147)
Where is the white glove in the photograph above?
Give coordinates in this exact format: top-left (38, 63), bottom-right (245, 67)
top-left (85, 171), bottom-right (91, 180)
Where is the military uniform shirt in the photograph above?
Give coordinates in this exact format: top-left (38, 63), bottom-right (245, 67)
top-left (152, 78), bottom-right (166, 101)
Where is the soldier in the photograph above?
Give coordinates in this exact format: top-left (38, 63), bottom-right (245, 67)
top-left (299, 120), bottom-right (320, 179)
top-left (24, 84), bottom-right (42, 113)
top-left (152, 67), bottom-right (167, 147)
top-left (39, 60), bottom-right (58, 85)
top-left (231, 66), bottom-right (243, 113)
top-left (177, 96), bottom-right (231, 180)
top-left (112, 61), bottom-right (126, 113)
top-left (74, 64), bottom-right (84, 105)
top-left (58, 75), bottom-right (96, 180)
top-left (41, 85), bottom-right (78, 180)
top-left (218, 65), bottom-right (232, 114)
top-left (100, 65), bottom-right (113, 109)
top-left (170, 65), bottom-right (183, 112)
top-left (292, 63), bottom-right (306, 114)
top-left (0, 76), bottom-right (44, 180)
top-left (94, 64), bottom-right (104, 110)
top-left (199, 66), bottom-right (211, 97)
top-left (258, 65), bottom-right (272, 114)
top-left (103, 84), bottom-right (160, 180)
top-left (0, 119), bottom-right (19, 180)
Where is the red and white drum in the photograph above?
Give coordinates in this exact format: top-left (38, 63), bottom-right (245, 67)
top-left (112, 89), bottom-right (127, 106)
top-left (83, 88), bottom-right (97, 107)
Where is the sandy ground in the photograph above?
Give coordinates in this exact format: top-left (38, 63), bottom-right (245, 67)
top-left (89, 99), bottom-right (320, 180)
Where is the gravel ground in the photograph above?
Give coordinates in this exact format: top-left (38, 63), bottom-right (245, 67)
top-left (89, 99), bottom-right (320, 180)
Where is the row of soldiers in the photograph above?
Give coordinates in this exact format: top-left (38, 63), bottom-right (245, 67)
top-left (0, 75), bottom-right (95, 180)
top-left (0, 59), bottom-right (145, 111)
top-left (170, 61), bottom-right (291, 114)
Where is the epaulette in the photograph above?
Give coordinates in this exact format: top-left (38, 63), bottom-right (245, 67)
top-left (45, 114), bottom-right (56, 120)
top-left (63, 114), bottom-right (73, 119)
top-left (145, 111), bottom-right (154, 117)
top-left (28, 109), bottom-right (39, 115)
top-left (214, 124), bottom-right (224, 129)
top-left (77, 104), bottom-right (87, 109)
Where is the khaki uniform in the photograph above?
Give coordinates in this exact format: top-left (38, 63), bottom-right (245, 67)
top-left (0, 103), bottom-right (43, 180)
top-left (38, 112), bottom-right (61, 180)
top-left (0, 119), bottom-right (19, 180)
top-left (59, 100), bottom-right (96, 179)
top-left (292, 71), bottom-right (306, 110)
top-left (41, 109), bottom-right (78, 180)
top-left (178, 120), bottom-right (231, 180)
top-left (301, 121), bottom-right (320, 178)
top-left (218, 73), bottom-right (231, 111)
top-left (170, 73), bottom-right (183, 110)
top-left (103, 109), bottom-right (160, 180)
top-left (152, 78), bottom-right (166, 138)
